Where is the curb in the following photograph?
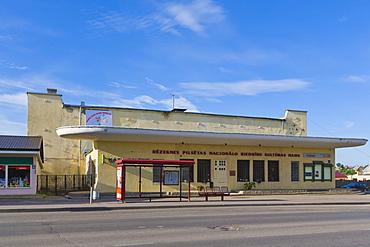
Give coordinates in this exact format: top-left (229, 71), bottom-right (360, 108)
top-left (2, 201), bottom-right (370, 213)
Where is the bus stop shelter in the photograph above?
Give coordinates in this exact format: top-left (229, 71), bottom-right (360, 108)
top-left (115, 159), bottom-right (195, 202)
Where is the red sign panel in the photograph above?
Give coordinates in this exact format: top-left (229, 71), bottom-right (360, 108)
top-left (9, 166), bottom-right (30, 170)
top-left (116, 165), bottom-right (123, 201)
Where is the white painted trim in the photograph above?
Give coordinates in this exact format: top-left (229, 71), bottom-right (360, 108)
top-left (56, 126), bottom-right (367, 149)
top-left (0, 151), bottom-right (39, 155)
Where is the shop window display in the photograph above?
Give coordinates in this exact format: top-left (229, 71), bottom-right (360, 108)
top-left (0, 166), bottom-right (5, 188)
top-left (0, 166), bottom-right (31, 188)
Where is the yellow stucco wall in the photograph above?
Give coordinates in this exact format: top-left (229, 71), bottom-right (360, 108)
top-left (27, 91), bottom-right (308, 176)
top-left (111, 108), bottom-right (307, 136)
top-left (91, 141), bottom-right (335, 192)
top-left (27, 93), bottom-right (90, 175)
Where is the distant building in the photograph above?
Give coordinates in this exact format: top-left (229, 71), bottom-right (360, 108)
top-left (0, 135), bottom-right (44, 195)
top-left (27, 89), bottom-right (367, 193)
top-left (335, 171), bottom-right (348, 180)
top-left (349, 166), bottom-right (370, 181)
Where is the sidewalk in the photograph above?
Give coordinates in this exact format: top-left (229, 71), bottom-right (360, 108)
top-left (0, 193), bottom-right (369, 213)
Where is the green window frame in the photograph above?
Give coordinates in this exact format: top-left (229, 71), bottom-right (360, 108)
top-left (304, 161), bottom-right (332, 181)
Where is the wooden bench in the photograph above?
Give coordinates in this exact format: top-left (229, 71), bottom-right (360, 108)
top-left (198, 186), bottom-right (230, 201)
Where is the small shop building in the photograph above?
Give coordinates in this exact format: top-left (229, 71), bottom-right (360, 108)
top-left (0, 135), bottom-right (44, 195)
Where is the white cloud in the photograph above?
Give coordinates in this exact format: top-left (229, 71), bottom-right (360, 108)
top-left (153, 15), bottom-right (181, 36)
top-left (86, 0), bottom-right (225, 35)
top-left (0, 35), bottom-right (13, 40)
top-left (0, 106), bottom-right (27, 138)
top-left (342, 75), bottom-right (369, 83)
top-left (108, 81), bottom-right (137, 89)
top-left (162, 0), bottom-right (225, 35)
top-left (0, 78), bottom-right (34, 91)
top-left (218, 67), bottom-right (233, 73)
top-left (111, 95), bottom-right (198, 112)
top-left (180, 79), bottom-right (310, 97)
top-left (145, 77), bottom-right (153, 84)
top-left (154, 83), bottom-right (168, 91)
top-left (0, 60), bottom-right (28, 70)
top-left (111, 95), bottom-right (158, 108)
top-left (0, 118), bottom-right (27, 135)
top-left (87, 11), bottom-right (151, 33)
top-left (136, 95), bottom-right (158, 105)
top-left (171, 96), bottom-right (199, 112)
top-left (146, 77), bottom-right (168, 91)
top-left (0, 92), bottom-right (27, 106)
top-left (344, 121), bottom-right (355, 128)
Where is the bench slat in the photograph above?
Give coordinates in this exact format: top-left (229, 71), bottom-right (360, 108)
top-left (198, 186), bottom-right (229, 201)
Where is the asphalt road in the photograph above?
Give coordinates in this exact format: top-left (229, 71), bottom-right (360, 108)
top-left (1, 204), bottom-right (370, 247)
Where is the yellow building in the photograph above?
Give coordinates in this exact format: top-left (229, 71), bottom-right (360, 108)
top-left (28, 89), bottom-right (367, 193)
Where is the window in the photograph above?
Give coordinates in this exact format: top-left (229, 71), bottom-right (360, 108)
top-left (237, 160), bottom-right (250, 182)
top-left (315, 164), bottom-right (322, 180)
top-left (291, 161), bottom-right (299, 182)
top-left (253, 160), bottom-right (265, 182)
top-left (268, 161), bottom-right (279, 182)
top-left (304, 161), bottom-right (332, 181)
top-left (152, 165), bottom-right (163, 183)
top-left (0, 165), bottom-right (31, 188)
top-left (197, 159), bottom-right (211, 182)
top-left (323, 166), bottom-right (332, 180)
top-left (305, 164), bottom-right (313, 180)
top-left (180, 159), bottom-right (194, 182)
top-left (0, 166), bottom-right (5, 188)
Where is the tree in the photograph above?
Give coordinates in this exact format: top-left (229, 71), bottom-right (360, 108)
top-left (336, 163), bottom-right (344, 170)
top-left (340, 169), bottom-right (356, 176)
top-left (336, 163), bottom-right (356, 176)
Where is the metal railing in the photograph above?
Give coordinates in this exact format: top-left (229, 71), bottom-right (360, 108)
top-left (37, 174), bottom-right (95, 196)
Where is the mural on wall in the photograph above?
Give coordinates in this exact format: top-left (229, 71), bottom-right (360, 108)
top-left (86, 110), bottom-right (112, 126)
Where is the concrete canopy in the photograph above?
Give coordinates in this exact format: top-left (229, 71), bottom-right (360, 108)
top-left (56, 126), bottom-right (367, 149)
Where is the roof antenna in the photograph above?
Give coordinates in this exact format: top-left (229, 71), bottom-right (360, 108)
top-left (171, 94), bottom-right (175, 109)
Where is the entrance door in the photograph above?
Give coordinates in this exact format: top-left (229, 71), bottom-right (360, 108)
top-left (214, 160), bottom-right (227, 186)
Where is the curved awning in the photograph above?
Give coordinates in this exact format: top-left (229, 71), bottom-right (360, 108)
top-left (56, 126), bottom-right (367, 149)
top-left (115, 159), bottom-right (195, 165)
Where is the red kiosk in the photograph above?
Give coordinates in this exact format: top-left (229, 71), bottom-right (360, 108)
top-left (115, 159), bottom-right (195, 202)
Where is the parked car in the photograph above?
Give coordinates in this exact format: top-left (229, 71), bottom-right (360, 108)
top-left (341, 183), bottom-right (368, 190)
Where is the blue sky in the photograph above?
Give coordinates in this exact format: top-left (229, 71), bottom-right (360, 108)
top-left (0, 0), bottom-right (369, 166)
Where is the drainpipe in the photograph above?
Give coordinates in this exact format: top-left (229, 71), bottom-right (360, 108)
top-left (78, 101), bottom-right (85, 177)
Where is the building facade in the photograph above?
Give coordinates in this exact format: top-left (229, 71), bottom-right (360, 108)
top-left (0, 135), bottom-right (44, 195)
top-left (28, 90), bottom-right (367, 193)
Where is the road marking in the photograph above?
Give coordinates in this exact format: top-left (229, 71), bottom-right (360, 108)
top-left (115, 243), bottom-right (154, 246)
